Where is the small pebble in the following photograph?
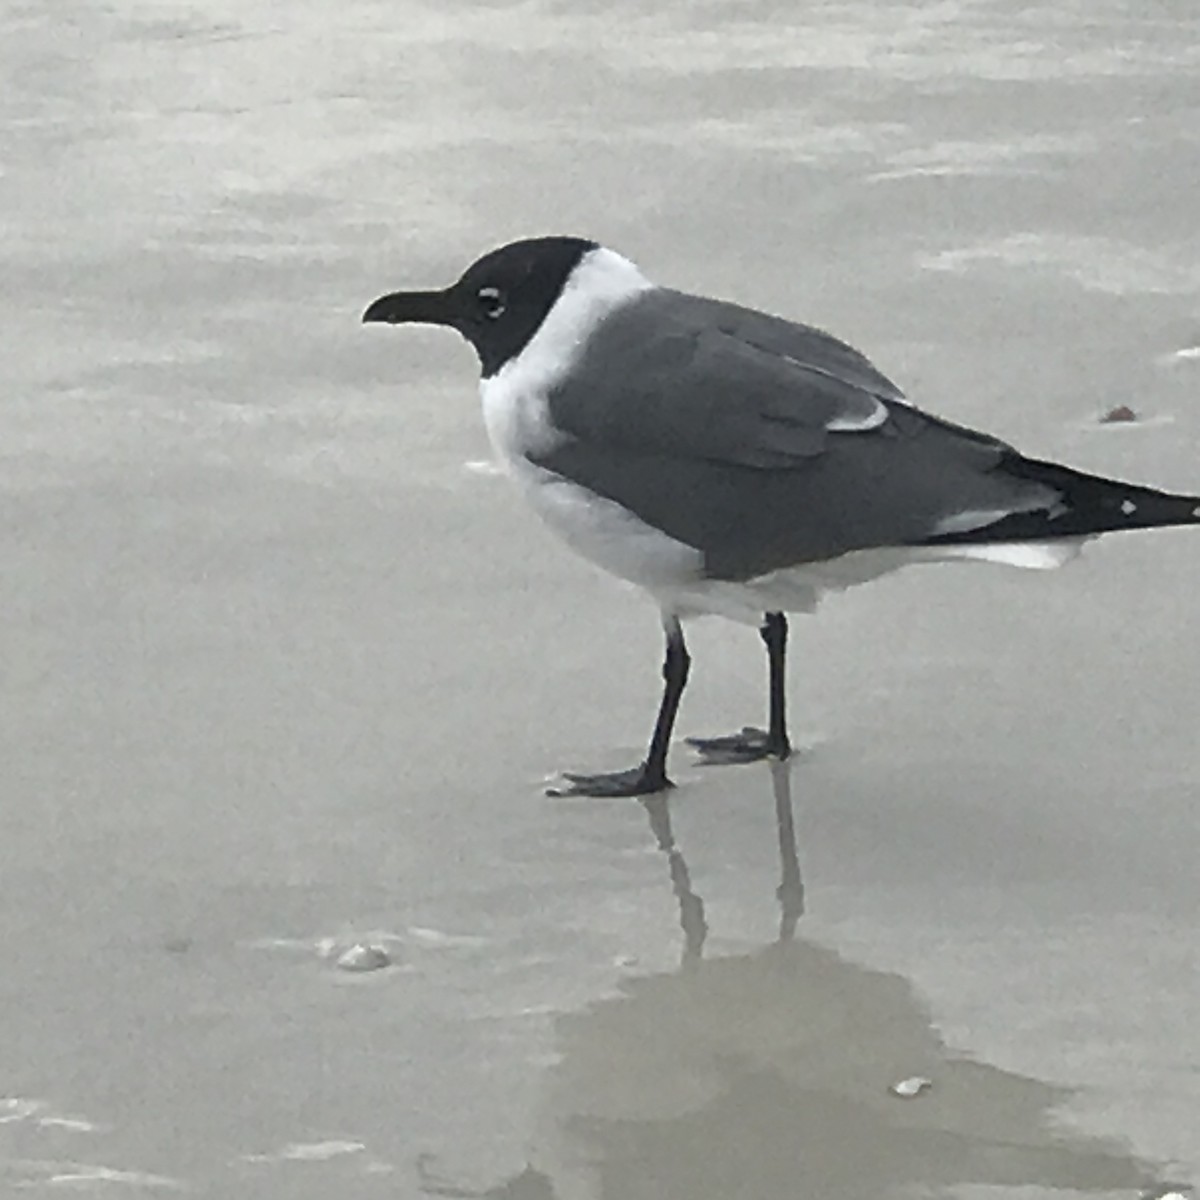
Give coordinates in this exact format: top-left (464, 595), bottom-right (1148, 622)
top-left (1100, 404), bottom-right (1138, 424)
top-left (889, 1076), bottom-right (932, 1098)
top-left (335, 943), bottom-right (392, 972)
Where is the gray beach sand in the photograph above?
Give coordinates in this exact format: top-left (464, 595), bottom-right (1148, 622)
top-left (1, 1), bottom-right (1197, 1195)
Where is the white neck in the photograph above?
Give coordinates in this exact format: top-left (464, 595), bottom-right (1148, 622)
top-left (480, 246), bottom-right (654, 463)
top-left (496, 246), bottom-right (653, 394)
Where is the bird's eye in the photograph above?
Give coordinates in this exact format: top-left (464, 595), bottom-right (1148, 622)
top-left (476, 286), bottom-right (506, 319)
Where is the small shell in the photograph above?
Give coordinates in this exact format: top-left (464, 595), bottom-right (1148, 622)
top-left (335, 943), bottom-right (392, 973)
top-left (0, 1098), bottom-right (43, 1124)
top-left (889, 1076), bottom-right (932, 1099)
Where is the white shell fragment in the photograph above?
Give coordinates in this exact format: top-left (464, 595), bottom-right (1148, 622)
top-left (279, 1140), bottom-right (365, 1161)
top-left (242, 1140), bottom-right (366, 1164)
top-left (0, 1098), bottom-right (42, 1123)
top-left (889, 1075), bottom-right (933, 1098)
top-left (39, 1115), bottom-right (98, 1131)
top-left (335, 943), bottom-right (392, 972)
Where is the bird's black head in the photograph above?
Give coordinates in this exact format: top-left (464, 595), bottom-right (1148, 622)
top-left (362, 236), bottom-right (599, 377)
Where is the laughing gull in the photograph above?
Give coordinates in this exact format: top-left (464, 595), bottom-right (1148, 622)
top-left (363, 236), bottom-right (1200, 797)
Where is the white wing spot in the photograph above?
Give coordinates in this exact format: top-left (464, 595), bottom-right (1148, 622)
top-left (826, 397), bottom-right (889, 432)
top-left (1121, 499), bottom-right (1137, 515)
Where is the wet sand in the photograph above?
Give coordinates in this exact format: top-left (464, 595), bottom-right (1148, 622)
top-left (1, 0), bottom-right (1198, 1195)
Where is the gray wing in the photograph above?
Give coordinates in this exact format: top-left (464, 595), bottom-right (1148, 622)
top-left (547, 290), bottom-right (914, 466)
top-left (535, 290), bottom-right (1058, 579)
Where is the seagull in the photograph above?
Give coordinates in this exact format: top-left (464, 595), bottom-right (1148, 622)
top-left (363, 236), bottom-right (1200, 797)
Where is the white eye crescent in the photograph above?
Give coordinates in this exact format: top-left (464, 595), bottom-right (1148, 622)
top-left (477, 286), bottom-right (506, 319)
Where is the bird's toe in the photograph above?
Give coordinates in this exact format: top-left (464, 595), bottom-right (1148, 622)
top-left (687, 727), bottom-right (789, 765)
top-left (547, 765), bottom-right (674, 798)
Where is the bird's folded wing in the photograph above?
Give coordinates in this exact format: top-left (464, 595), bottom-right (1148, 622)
top-left (545, 290), bottom-right (919, 468)
top-left (533, 290), bottom-right (1054, 577)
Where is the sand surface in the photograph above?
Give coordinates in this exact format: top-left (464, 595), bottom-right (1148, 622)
top-left (1, 1), bottom-right (1198, 1195)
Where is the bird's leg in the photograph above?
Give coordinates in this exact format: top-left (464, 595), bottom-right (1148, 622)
top-left (763, 612), bottom-right (792, 758)
top-left (687, 611), bottom-right (792, 765)
top-left (549, 617), bottom-right (690, 798)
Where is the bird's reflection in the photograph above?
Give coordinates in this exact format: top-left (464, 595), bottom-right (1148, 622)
top-left (422, 761), bottom-right (1160, 1200)
top-left (641, 758), bottom-right (803, 965)
top-left (769, 758), bottom-right (804, 943)
top-left (640, 790), bottom-right (707, 965)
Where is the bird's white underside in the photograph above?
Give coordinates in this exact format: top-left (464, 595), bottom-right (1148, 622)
top-left (481, 247), bottom-right (1086, 625)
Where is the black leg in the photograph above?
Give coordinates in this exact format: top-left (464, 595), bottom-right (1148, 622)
top-left (763, 612), bottom-right (791, 759)
top-left (549, 617), bottom-right (690, 797)
top-left (687, 610), bottom-right (792, 765)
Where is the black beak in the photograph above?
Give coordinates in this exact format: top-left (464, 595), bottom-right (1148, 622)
top-left (361, 288), bottom-right (459, 327)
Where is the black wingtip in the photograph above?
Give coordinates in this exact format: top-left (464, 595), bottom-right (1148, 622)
top-left (920, 454), bottom-right (1200, 547)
